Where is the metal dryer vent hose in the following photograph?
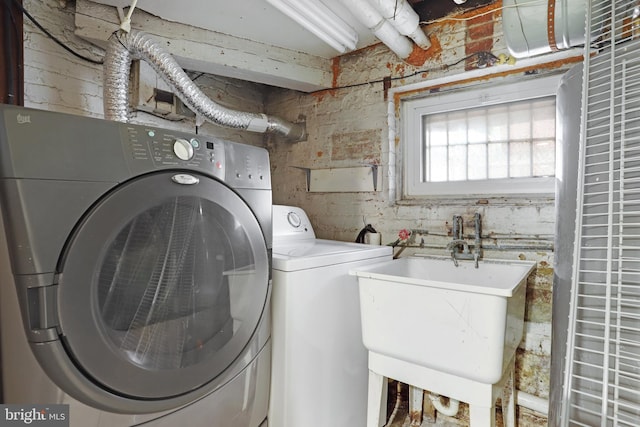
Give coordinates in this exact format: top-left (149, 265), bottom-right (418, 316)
top-left (103, 30), bottom-right (306, 141)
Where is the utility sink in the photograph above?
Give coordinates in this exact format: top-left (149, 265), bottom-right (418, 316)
top-left (350, 255), bottom-right (535, 384)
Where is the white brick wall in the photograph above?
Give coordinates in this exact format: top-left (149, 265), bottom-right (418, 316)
top-left (21, 0), bottom-right (267, 147)
top-left (20, 3), bottom-right (571, 423)
top-left (23, 0), bottom-right (104, 116)
top-left (263, 14), bottom-right (574, 424)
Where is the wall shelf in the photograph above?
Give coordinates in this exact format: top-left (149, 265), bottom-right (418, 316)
top-left (293, 165), bottom-right (379, 192)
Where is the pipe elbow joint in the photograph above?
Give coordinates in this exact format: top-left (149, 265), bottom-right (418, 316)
top-left (429, 393), bottom-right (460, 417)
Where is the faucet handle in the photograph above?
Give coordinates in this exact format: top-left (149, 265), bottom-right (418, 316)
top-left (452, 215), bottom-right (463, 240)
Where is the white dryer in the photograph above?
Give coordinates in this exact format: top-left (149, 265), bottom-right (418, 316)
top-left (269, 205), bottom-right (393, 427)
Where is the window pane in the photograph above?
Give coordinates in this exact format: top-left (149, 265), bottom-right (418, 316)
top-left (467, 110), bottom-right (487, 144)
top-left (487, 106), bottom-right (508, 142)
top-left (509, 102), bottom-right (532, 141)
top-left (429, 146), bottom-right (448, 182)
top-left (533, 139), bottom-right (556, 176)
top-left (426, 116), bottom-right (448, 146)
top-left (468, 144), bottom-right (487, 180)
top-left (488, 142), bottom-right (508, 178)
top-left (448, 145), bottom-right (467, 181)
top-left (448, 111), bottom-right (467, 145)
top-left (532, 99), bottom-right (556, 139)
top-left (510, 141), bottom-right (531, 177)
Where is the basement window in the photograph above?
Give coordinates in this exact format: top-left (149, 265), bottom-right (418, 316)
top-left (402, 75), bottom-right (562, 197)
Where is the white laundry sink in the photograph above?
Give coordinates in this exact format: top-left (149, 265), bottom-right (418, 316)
top-left (350, 255), bottom-right (535, 384)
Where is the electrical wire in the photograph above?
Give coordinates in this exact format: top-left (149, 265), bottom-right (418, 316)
top-left (309, 50), bottom-right (499, 94)
top-left (419, 0), bottom-right (547, 25)
top-left (513, 0), bottom-right (531, 55)
top-left (8, 0), bottom-right (104, 65)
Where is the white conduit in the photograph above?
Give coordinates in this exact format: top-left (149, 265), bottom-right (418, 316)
top-left (368, 0), bottom-right (431, 49)
top-left (428, 393), bottom-right (460, 417)
top-left (423, 390), bottom-right (548, 420)
top-left (516, 390), bottom-right (549, 415)
top-left (343, 0), bottom-right (414, 59)
top-left (103, 30), bottom-right (306, 141)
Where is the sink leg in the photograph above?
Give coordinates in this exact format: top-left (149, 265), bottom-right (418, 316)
top-left (469, 404), bottom-right (495, 427)
top-left (409, 385), bottom-right (423, 426)
top-left (502, 363), bottom-right (516, 427)
top-left (367, 370), bottom-right (387, 427)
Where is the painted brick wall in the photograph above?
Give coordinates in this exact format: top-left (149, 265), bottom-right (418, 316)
top-left (264, 6), bottom-right (577, 426)
top-left (18, 1), bottom-right (575, 425)
top-left (21, 0), bottom-right (267, 148)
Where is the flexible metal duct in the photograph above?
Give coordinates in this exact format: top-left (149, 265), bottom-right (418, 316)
top-left (103, 30), bottom-right (306, 141)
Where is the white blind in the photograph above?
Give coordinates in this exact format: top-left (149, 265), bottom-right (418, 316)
top-left (564, 1), bottom-right (640, 425)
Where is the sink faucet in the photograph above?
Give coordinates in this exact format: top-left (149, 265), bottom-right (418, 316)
top-left (447, 214), bottom-right (483, 268)
top-left (446, 239), bottom-right (470, 267)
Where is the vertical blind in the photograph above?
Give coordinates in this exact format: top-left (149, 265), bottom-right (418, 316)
top-left (564, 1), bottom-right (640, 425)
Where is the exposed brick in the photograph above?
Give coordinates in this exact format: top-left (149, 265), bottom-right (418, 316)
top-left (331, 129), bottom-right (381, 163)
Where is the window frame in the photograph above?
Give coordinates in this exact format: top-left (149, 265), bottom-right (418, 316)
top-left (402, 75), bottom-right (563, 198)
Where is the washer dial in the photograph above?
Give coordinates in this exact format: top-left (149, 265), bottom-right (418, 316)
top-left (287, 211), bottom-right (302, 228)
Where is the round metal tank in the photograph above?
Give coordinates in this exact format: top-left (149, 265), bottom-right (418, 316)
top-left (502, 0), bottom-right (590, 58)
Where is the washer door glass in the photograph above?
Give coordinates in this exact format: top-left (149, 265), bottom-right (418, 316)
top-left (57, 171), bottom-right (269, 399)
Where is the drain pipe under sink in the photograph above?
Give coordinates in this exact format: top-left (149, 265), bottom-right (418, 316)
top-left (428, 393), bottom-right (460, 417)
top-left (409, 389), bottom-right (549, 423)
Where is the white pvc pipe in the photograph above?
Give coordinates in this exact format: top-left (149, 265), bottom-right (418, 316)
top-left (343, 0), bottom-right (414, 59)
top-left (428, 393), bottom-right (460, 417)
top-left (516, 390), bottom-right (549, 415)
top-left (367, 0), bottom-right (430, 49)
top-left (423, 390), bottom-right (548, 419)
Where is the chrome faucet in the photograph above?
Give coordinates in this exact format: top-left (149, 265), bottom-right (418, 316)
top-left (447, 214), bottom-right (483, 268)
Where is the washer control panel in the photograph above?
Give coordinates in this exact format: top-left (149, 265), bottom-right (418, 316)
top-left (273, 205), bottom-right (316, 239)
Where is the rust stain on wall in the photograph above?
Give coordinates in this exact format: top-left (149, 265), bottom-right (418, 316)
top-left (393, 55), bottom-right (584, 109)
top-left (331, 57), bottom-right (340, 88)
top-left (316, 151), bottom-right (324, 157)
top-left (536, 260), bottom-right (554, 277)
top-left (406, 34), bottom-right (443, 67)
top-left (310, 57), bottom-right (344, 100)
top-left (311, 91), bottom-right (326, 102)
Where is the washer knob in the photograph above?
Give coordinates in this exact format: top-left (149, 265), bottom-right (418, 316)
top-left (287, 212), bottom-right (302, 228)
top-left (173, 138), bottom-right (194, 161)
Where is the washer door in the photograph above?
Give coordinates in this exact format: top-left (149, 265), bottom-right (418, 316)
top-left (56, 171), bottom-right (269, 400)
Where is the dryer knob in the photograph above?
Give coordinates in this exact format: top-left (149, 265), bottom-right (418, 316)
top-left (173, 138), bottom-right (194, 161)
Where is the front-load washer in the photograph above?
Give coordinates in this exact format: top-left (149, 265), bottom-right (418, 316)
top-left (269, 205), bottom-right (393, 427)
top-left (0, 105), bottom-right (272, 427)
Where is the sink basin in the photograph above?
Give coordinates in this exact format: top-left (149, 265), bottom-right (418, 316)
top-left (350, 255), bottom-right (535, 384)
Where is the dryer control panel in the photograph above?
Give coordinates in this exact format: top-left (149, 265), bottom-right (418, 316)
top-left (120, 125), bottom-right (270, 189)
